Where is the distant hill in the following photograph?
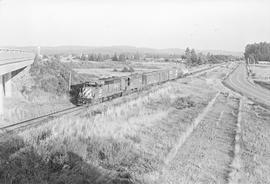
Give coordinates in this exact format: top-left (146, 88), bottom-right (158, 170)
top-left (1, 45), bottom-right (243, 57)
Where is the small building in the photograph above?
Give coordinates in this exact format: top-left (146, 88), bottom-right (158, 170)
top-left (258, 61), bottom-right (270, 65)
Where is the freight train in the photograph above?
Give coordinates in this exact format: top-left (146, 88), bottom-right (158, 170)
top-left (71, 67), bottom-right (187, 105)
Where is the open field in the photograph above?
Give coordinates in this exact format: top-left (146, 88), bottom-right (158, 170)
top-left (72, 61), bottom-right (213, 80)
top-left (74, 67), bottom-right (154, 79)
top-left (65, 60), bottom-right (178, 70)
top-left (251, 65), bottom-right (270, 90)
top-left (250, 65), bottom-right (270, 81)
top-left (71, 60), bottom-right (184, 79)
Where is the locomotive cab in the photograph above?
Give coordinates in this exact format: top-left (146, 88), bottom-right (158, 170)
top-left (77, 81), bottom-right (102, 105)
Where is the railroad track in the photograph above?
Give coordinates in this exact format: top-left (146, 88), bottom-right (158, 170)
top-left (0, 64), bottom-right (224, 137)
top-left (0, 105), bottom-right (88, 136)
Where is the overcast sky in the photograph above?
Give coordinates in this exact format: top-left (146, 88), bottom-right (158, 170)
top-left (0, 0), bottom-right (269, 52)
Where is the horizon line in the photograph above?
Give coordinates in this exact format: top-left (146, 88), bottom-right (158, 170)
top-left (0, 45), bottom-right (244, 53)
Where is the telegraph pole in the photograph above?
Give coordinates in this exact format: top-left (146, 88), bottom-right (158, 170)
top-left (68, 72), bottom-right (72, 91)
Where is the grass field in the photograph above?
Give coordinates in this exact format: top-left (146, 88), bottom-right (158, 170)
top-left (249, 65), bottom-right (270, 91)
top-left (250, 65), bottom-right (270, 80)
top-left (67, 60), bottom-right (183, 79)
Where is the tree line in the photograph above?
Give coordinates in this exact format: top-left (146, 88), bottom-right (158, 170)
top-left (78, 52), bottom-right (141, 62)
top-left (244, 42), bottom-right (270, 63)
top-left (182, 47), bottom-right (237, 66)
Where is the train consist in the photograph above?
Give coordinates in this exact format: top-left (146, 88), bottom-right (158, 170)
top-left (71, 67), bottom-right (188, 105)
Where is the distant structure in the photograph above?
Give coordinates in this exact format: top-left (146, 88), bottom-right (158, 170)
top-left (258, 61), bottom-right (270, 65)
top-left (37, 46), bottom-right (41, 57)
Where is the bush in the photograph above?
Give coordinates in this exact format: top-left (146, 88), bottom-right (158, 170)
top-left (29, 59), bottom-right (87, 95)
top-left (172, 96), bottom-right (195, 110)
top-left (0, 139), bottom-right (115, 184)
top-left (121, 66), bottom-right (135, 73)
top-left (121, 67), bottom-right (129, 72)
top-left (129, 67), bottom-right (135, 72)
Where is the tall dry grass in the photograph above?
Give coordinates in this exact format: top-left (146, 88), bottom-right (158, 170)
top-left (3, 92), bottom-right (72, 125)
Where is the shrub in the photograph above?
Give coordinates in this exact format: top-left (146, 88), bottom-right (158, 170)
top-left (129, 66), bottom-right (135, 72)
top-left (172, 96), bottom-right (195, 110)
top-left (29, 58), bottom-right (88, 95)
top-left (121, 66), bottom-right (130, 72)
top-left (121, 66), bottom-right (135, 73)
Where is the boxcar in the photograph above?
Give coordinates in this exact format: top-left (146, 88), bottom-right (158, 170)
top-left (129, 73), bottom-right (143, 90)
top-left (119, 73), bottom-right (143, 92)
top-left (143, 71), bottom-right (160, 86)
top-left (177, 68), bottom-right (184, 78)
top-left (159, 70), bottom-right (169, 83)
top-left (168, 68), bottom-right (178, 80)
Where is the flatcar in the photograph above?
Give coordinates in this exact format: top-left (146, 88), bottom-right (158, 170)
top-left (72, 67), bottom-right (185, 105)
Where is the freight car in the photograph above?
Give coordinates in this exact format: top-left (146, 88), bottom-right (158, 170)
top-left (72, 67), bottom-right (185, 105)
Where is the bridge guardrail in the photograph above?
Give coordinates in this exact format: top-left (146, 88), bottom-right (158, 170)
top-left (0, 48), bottom-right (34, 54)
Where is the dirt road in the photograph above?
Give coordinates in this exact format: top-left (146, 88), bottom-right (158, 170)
top-left (224, 63), bottom-right (270, 106)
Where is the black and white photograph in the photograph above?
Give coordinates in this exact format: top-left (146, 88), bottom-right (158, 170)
top-left (0, 0), bottom-right (270, 183)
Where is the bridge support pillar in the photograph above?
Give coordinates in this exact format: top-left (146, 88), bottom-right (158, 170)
top-left (0, 75), bottom-right (3, 117)
top-left (4, 72), bottom-right (12, 97)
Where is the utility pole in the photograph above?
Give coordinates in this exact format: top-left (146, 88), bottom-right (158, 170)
top-left (37, 46), bottom-right (41, 56)
top-left (68, 72), bottom-right (72, 91)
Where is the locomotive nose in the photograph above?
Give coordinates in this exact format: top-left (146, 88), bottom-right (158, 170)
top-left (82, 88), bottom-right (93, 98)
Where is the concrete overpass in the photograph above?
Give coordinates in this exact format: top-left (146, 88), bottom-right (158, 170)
top-left (0, 48), bottom-right (35, 117)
